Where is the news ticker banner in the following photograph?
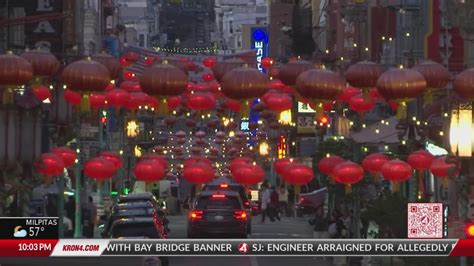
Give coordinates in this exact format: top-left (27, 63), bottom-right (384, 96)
top-left (1, 239), bottom-right (474, 257)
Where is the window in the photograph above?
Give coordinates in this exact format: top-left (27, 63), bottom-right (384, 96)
top-left (229, 21), bottom-right (233, 34)
top-left (139, 34), bottom-right (145, 47)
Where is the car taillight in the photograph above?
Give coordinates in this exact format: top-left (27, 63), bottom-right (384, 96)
top-left (299, 197), bottom-right (305, 203)
top-left (233, 210), bottom-right (247, 220)
top-left (212, 194), bottom-right (226, 198)
top-left (219, 183), bottom-right (229, 188)
top-left (189, 210), bottom-right (204, 219)
top-left (243, 200), bottom-right (250, 208)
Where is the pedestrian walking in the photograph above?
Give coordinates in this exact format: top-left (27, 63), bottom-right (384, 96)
top-left (82, 196), bottom-right (96, 238)
top-left (312, 206), bottom-right (328, 238)
top-left (329, 210), bottom-right (348, 266)
top-left (269, 186), bottom-right (281, 221)
top-left (260, 183), bottom-right (272, 223)
top-left (277, 184), bottom-right (289, 217)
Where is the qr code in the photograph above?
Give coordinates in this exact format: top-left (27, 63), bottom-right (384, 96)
top-left (407, 203), bottom-right (443, 239)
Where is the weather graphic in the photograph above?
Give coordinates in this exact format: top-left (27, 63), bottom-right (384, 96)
top-left (13, 226), bottom-right (27, 238)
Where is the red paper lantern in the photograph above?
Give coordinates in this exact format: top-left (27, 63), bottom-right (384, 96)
top-left (345, 61), bottom-right (384, 88)
top-left (144, 56), bottom-right (157, 66)
top-left (262, 92), bottom-right (293, 112)
top-left (33, 85), bottom-right (51, 101)
top-left (454, 68), bottom-right (474, 99)
top-left (134, 161), bottom-right (165, 183)
top-left (186, 92), bottom-right (216, 111)
top-left (282, 163), bottom-right (314, 185)
top-left (368, 87), bottom-right (383, 100)
top-left (387, 100), bottom-right (399, 111)
top-left (89, 93), bottom-right (106, 109)
top-left (35, 153), bottom-right (65, 176)
top-left (220, 67), bottom-right (269, 100)
top-left (412, 61), bottom-right (450, 90)
top-left (211, 58), bottom-right (245, 82)
top-left (296, 69), bottom-right (344, 101)
top-left (274, 158), bottom-right (292, 176)
top-left (230, 157), bottom-right (253, 173)
top-left (323, 101), bottom-right (334, 111)
top-left (52, 147), bottom-right (76, 168)
top-left (407, 150), bottom-right (435, 170)
top-left (84, 157), bottom-right (116, 180)
top-left (381, 159), bottom-right (412, 182)
top-left (125, 92), bottom-right (149, 110)
top-left (64, 89), bottom-right (81, 106)
top-left (278, 60), bottom-right (313, 86)
top-left (224, 99), bottom-right (241, 112)
top-left (317, 155), bottom-right (344, 176)
top-left (120, 81), bottom-right (141, 92)
top-left (362, 153), bottom-right (389, 173)
top-left (124, 51), bottom-right (140, 62)
top-left (62, 58), bottom-right (111, 92)
top-left (338, 87), bottom-right (361, 103)
top-left (202, 73), bottom-right (215, 81)
top-left (430, 156), bottom-right (460, 178)
top-left (100, 151), bottom-right (122, 170)
top-left (349, 93), bottom-right (375, 113)
top-left (233, 164), bottom-right (264, 185)
top-left (21, 49), bottom-right (59, 77)
top-left (261, 57), bottom-right (274, 68)
top-left (123, 71), bottom-right (136, 81)
top-left (139, 154), bottom-right (168, 169)
top-left (332, 161), bottom-right (364, 185)
top-left (202, 57), bottom-right (217, 68)
top-left (146, 96), bottom-right (159, 109)
top-left (106, 89), bottom-right (129, 108)
top-left (91, 52), bottom-right (122, 79)
top-left (167, 96), bottom-right (182, 110)
top-left (376, 68), bottom-right (427, 100)
top-left (139, 63), bottom-right (188, 96)
top-left (0, 52), bottom-right (33, 87)
top-left (183, 163), bottom-right (215, 183)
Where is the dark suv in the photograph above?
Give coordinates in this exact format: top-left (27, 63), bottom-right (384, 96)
top-left (187, 190), bottom-right (248, 238)
top-left (202, 183), bottom-right (252, 234)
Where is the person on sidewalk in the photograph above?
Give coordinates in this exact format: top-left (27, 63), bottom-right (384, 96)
top-left (277, 184), bottom-right (289, 217)
top-left (260, 183), bottom-right (272, 223)
top-left (82, 196), bottom-right (96, 238)
top-left (312, 206), bottom-right (328, 239)
top-left (269, 186), bottom-right (281, 221)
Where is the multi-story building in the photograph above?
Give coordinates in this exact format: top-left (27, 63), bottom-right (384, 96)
top-left (215, 0), bottom-right (267, 54)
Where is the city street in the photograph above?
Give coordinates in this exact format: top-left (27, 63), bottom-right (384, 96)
top-left (0, 215), bottom-right (331, 266)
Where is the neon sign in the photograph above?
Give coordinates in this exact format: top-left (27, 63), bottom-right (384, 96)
top-left (251, 28), bottom-right (269, 73)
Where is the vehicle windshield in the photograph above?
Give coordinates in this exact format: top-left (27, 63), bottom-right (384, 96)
top-left (111, 223), bottom-right (160, 238)
top-left (196, 196), bottom-right (241, 210)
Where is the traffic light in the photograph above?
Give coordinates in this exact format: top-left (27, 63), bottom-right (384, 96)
top-left (318, 114), bottom-right (330, 126)
top-left (465, 223), bottom-right (474, 238)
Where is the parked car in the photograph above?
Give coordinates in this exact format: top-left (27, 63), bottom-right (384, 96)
top-left (202, 183), bottom-right (252, 234)
top-left (102, 201), bottom-right (168, 238)
top-left (187, 190), bottom-right (248, 238)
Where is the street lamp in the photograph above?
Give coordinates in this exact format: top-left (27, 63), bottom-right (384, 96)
top-left (449, 103), bottom-right (473, 157)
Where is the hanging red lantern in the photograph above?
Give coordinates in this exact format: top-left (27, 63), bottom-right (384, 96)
top-left (124, 51), bottom-right (140, 62)
top-left (125, 92), bottom-right (149, 110)
top-left (91, 52), bottom-right (122, 79)
top-left (224, 99), bottom-right (241, 112)
top-left (99, 151), bottom-right (122, 170)
top-left (268, 67), bottom-right (280, 79)
top-left (185, 118), bottom-right (197, 128)
top-left (376, 68), bottom-right (427, 100)
top-left (186, 92), bottom-right (216, 111)
top-left (348, 93), bottom-right (375, 114)
top-left (139, 154), bottom-right (168, 169)
top-left (211, 58), bottom-right (245, 82)
top-left (295, 68), bottom-right (344, 101)
top-left (412, 61), bottom-right (450, 90)
top-left (21, 49), bottom-right (60, 77)
top-left (230, 157), bottom-right (253, 173)
top-left (146, 96), bottom-right (159, 109)
top-left (89, 93), bottom-right (106, 109)
top-left (454, 68), bottom-right (474, 99)
top-left (317, 155), bottom-right (344, 177)
top-left (202, 57), bottom-right (217, 68)
top-left (381, 159), bottom-right (413, 191)
top-left (187, 61), bottom-right (197, 72)
top-left (119, 57), bottom-right (129, 67)
top-left (139, 63), bottom-right (188, 96)
top-left (62, 58), bottom-right (111, 92)
top-left (84, 157), bottom-right (116, 180)
top-left (323, 101), bottom-right (334, 112)
top-left (64, 89), bottom-right (82, 106)
top-left (282, 163), bottom-right (314, 185)
top-left (261, 57), bottom-right (274, 68)
top-left (270, 80), bottom-right (293, 94)
top-left (120, 81), bottom-right (141, 92)
top-left (106, 88), bottom-right (129, 108)
top-left (184, 157), bottom-right (212, 168)
top-left (274, 158), bottom-right (292, 176)
top-left (134, 161), bottom-right (165, 183)
top-left (202, 73), bottom-right (215, 82)
top-left (407, 150), bottom-right (435, 170)
top-left (332, 161), bottom-right (364, 192)
top-left (0, 52), bottom-right (33, 86)
top-left (262, 92), bottom-right (293, 112)
top-left (345, 61), bottom-right (384, 88)
top-left (144, 56), bottom-right (157, 66)
top-left (368, 87), bottom-right (383, 100)
top-left (362, 153), bottom-right (389, 173)
top-left (183, 163), bottom-right (215, 183)
top-left (278, 60), bottom-right (313, 86)
top-left (167, 96), bottom-right (182, 110)
top-left (220, 67), bottom-right (269, 100)
top-left (33, 85), bottom-right (51, 101)
top-left (338, 87), bottom-right (361, 103)
top-left (52, 147), bottom-right (76, 168)
top-left (387, 100), bottom-right (399, 111)
top-left (430, 156), bottom-right (460, 186)
top-left (35, 153), bottom-right (65, 176)
top-left (233, 164), bottom-right (264, 185)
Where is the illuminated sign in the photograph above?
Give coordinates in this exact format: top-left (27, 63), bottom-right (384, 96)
top-left (277, 135), bottom-right (288, 159)
top-left (251, 28), bottom-right (269, 73)
top-left (298, 102), bottom-right (316, 113)
top-left (240, 119), bottom-right (250, 132)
